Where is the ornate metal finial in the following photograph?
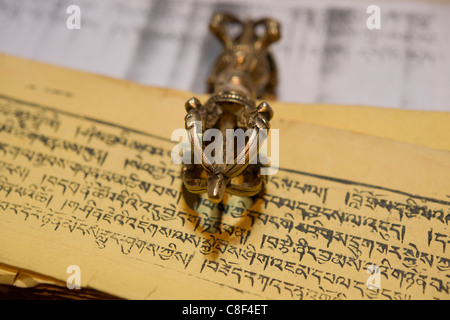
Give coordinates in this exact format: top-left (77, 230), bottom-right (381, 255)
top-left (182, 12), bottom-right (281, 203)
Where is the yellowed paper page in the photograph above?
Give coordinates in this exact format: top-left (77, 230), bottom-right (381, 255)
top-left (0, 54), bottom-right (449, 300)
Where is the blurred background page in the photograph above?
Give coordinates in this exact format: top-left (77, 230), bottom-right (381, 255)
top-left (0, 0), bottom-right (449, 110)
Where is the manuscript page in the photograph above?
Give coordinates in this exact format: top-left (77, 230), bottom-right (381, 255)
top-left (0, 54), bottom-right (449, 299)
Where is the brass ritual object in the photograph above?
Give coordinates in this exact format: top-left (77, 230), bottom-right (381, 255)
top-left (182, 13), bottom-right (281, 204)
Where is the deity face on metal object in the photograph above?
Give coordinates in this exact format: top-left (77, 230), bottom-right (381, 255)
top-left (182, 12), bottom-right (281, 204)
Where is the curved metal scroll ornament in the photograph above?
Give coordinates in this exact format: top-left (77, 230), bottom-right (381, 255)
top-left (182, 12), bottom-right (281, 204)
